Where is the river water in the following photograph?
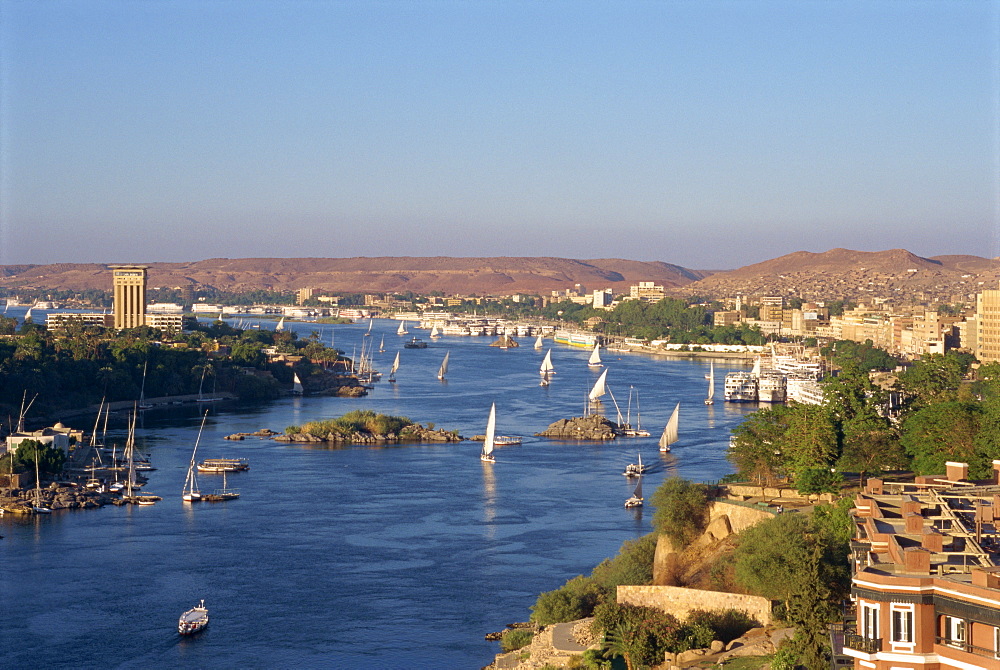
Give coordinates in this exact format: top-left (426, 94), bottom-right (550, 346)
top-left (1, 317), bottom-right (759, 669)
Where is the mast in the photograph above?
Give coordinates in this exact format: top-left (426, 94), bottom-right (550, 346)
top-left (481, 403), bottom-right (496, 461)
top-left (437, 351), bottom-right (450, 380)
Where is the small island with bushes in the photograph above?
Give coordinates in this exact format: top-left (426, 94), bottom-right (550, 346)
top-left (277, 410), bottom-right (463, 445)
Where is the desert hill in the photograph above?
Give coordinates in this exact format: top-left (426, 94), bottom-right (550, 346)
top-left (0, 257), bottom-right (707, 296)
top-left (681, 248), bottom-right (1000, 302)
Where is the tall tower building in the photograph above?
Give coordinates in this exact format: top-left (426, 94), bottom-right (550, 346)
top-left (111, 265), bottom-right (148, 330)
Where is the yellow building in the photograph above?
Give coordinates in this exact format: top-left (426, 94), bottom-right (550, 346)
top-left (111, 265), bottom-right (148, 330)
top-left (976, 289), bottom-right (1000, 363)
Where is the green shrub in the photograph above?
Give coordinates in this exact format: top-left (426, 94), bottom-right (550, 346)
top-left (500, 628), bottom-right (534, 652)
top-left (590, 533), bottom-right (657, 594)
top-left (686, 609), bottom-right (758, 644)
top-left (530, 575), bottom-right (602, 625)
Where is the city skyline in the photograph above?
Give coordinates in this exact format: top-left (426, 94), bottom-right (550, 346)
top-left (1, 1), bottom-right (997, 268)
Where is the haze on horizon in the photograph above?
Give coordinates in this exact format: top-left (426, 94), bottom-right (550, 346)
top-left (1, 1), bottom-right (997, 270)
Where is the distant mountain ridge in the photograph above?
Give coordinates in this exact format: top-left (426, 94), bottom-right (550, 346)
top-left (682, 248), bottom-right (1000, 302)
top-left (0, 257), bottom-right (707, 295)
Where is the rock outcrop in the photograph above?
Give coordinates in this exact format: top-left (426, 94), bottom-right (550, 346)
top-left (535, 415), bottom-right (619, 440)
top-left (275, 424), bottom-right (462, 445)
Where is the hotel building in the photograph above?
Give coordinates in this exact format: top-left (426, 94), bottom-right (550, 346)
top-left (111, 265), bottom-right (148, 330)
top-left (842, 462), bottom-right (1000, 669)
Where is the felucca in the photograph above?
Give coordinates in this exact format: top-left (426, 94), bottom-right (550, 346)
top-left (292, 372), bottom-right (304, 396)
top-left (388, 351), bottom-right (400, 383)
top-left (704, 362), bottom-right (715, 405)
top-left (534, 334), bottom-right (543, 350)
top-left (397, 320), bottom-right (407, 336)
top-left (659, 403), bottom-right (679, 453)
top-left (481, 403), bottom-right (496, 463)
top-left (183, 411), bottom-right (208, 502)
top-left (539, 349), bottom-right (555, 376)
top-left (588, 369), bottom-right (608, 403)
top-left (624, 476), bottom-right (643, 508)
top-left (587, 344), bottom-right (602, 368)
top-left (437, 351), bottom-right (450, 381)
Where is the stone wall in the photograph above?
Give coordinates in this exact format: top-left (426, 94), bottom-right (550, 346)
top-left (617, 585), bottom-right (772, 625)
top-left (724, 484), bottom-right (836, 503)
top-left (708, 501), bottom-right (774, 534)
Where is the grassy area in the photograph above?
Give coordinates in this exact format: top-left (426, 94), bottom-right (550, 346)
top-left (286, 410), bottom-right (414, 437)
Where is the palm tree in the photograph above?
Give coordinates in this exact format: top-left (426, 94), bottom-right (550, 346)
top-left (602, 623), bottom-right (639, 670)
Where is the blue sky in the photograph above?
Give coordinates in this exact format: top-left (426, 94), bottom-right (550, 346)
top-left (1, 0), bottom-right (997, 269)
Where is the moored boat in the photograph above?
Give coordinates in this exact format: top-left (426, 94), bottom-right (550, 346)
top-left (196, 458), bottom-right (249, 473)
top-left (403, 337), bottom-right (427, 349)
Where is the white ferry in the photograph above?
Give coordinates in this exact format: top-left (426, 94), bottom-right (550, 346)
top-left (724, 371), bottom-right (758, 402)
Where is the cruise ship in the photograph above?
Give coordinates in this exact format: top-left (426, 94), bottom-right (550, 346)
top-left (757, 373), bottom-right (787, 403)
top-left (724, 371), bottom-right (758, 402)
top-left (553, 330), bottom-right (598, 348)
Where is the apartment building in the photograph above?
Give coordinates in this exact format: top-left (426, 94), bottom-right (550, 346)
top-left (843, 462), bottom-right (1000, 669)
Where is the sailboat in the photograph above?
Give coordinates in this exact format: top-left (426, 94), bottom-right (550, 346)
top-left (430, 324), bottom-right (441, 339)
top-left (534, 334), bottom-right (543, 350)
top-left (32, 442), bottom-right (51, 514)
top-left (138, 361), bottom-right (152, 409)
top-left (587, 344), bottom-right (602, 368)
top-left (624, 452), bottom-right (646, 477)
top-left (539, 349), bottom-right (555, 376)
top-left (275, 316), bottom-right (285, 331)
top-left (379, 335), bottom-right (385, 353)
top-left (624, 387), bottom-right (651, 437)
top-left (183, 412), bottom-right (207, 502)
top-left (292, 372), bottom-right (304, 396)
top-left (388, 351), bottom-right (400, 383)
top-left (23, 307), bottom-right (33, 323)
top-left (397, 320), bottom-right (407, 336)
top-left (481, 403), bottom-right (496, 463)
top-left (540, 371), bottom-right (550, 387)
top-left (589, 369), bottom-right (608, 403)
top-left (624, 476), bottom-right (644, 508)
top-left (704, 362), bottom-right (715, 405)
top-left (437, 351), bottom-right (450, 381)
top-left (659, 403), bottom-right (679, 453)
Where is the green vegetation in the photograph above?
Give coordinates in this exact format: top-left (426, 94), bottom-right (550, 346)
top-left (820, 339), bottom-right (898, 372)
top-left (286, 410), bottom-right (414, 437)
top-left (500, 629), bottom-right (534, 653)
top-left (1, 439), bottom-right (66, 475)
top-left (0, 318), bottom-right (347, 418)
top-left (733, 500), bottom-right (853, 669)
top-left (650, 477), bottom-right (711, 545)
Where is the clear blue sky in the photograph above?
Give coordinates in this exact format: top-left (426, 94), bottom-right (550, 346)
top-left (1, 0), bottom-right (997, 269)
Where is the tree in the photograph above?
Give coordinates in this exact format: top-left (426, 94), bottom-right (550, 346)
top-left (836, 409), bottom-right (906, 484)
top-left (728, 406), bottom-right (794, 485)
top-left (898, 352), bottom-right (971, 411)
top-left (650, 478), bottom-right (710, 546)
top-left (900, 401), bottom-right (982, 476)
top-left (782, 405), bottom-right (838, 477)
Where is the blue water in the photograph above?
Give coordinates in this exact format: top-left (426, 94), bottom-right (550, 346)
top-left (1, 317), bottom-right (759, 669)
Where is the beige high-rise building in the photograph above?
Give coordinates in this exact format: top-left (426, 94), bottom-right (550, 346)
top-left (976, 289), bottom-right (1000, 363)
top-left (111, 265), bottom-right (148, 330)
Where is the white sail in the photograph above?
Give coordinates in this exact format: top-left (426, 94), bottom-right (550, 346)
top-left (659, 403), bottom-right (679, 452)
top-left (397, 321), bottom-right (407, 335)
top-left (379, 335), bottom-right (385, 352)
top-left (751, 356), bottom-right (761, 377)
top-left (292, 373), bottom-right (304, 395)
top-left (437, 351), bottom-right (450, 380)
top-left (275, 317), bottom-right (285, 331)
top-left (539, 349), bottom-right (554, 375)
top-left (24, 307), bottom-right (32, 322)
top-left (389, 352), bottom-right (400, 376)
top-left (481, 403), bottom-right (496, 461)
top-left (589, 369), bottom-right (608, 401)
top-left (633, 476), bottom-right (643, 499)
top-left (706, 362), bottom-right (715, 401)
top-left (430, 324), bottom-right (440, 338)
top-left (183, 412), bottom-right (207, 501)
top-left (534, 334), bottom-right (543, 349)
top-left (588, 344), bottom-right (602, 367)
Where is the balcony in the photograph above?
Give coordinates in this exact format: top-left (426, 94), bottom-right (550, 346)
top-left (935, 636), bottom-right (1000, 661)
top-left (844, 631), bottom-right (882, 655)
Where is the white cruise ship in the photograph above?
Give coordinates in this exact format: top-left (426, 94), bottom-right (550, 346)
top-left (757, 373), bottom-right (787, 403)
top-left (724, 371), bottom-right (758, 402)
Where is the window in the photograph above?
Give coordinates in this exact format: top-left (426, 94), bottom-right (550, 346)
top-left (944, 616), bottom-right (966, 648)
top-left (891, 606), bottom-right (913, 644)
top-left (995, 627), bottom-right (1000, 660)
top-left (861, 602), bottom-right (880, 639)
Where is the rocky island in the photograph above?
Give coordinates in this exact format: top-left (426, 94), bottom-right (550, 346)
top-left (276, 410), bottom-right (463, 445)
top-left (535, 415), bottom-right (620, 440)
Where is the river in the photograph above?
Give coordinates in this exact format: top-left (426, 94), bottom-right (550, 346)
top-left (1, 316), bottom-right (760, 669)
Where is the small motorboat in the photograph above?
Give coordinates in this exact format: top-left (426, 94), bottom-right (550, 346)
top-left (178, 599), bottom-right (209, 635)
